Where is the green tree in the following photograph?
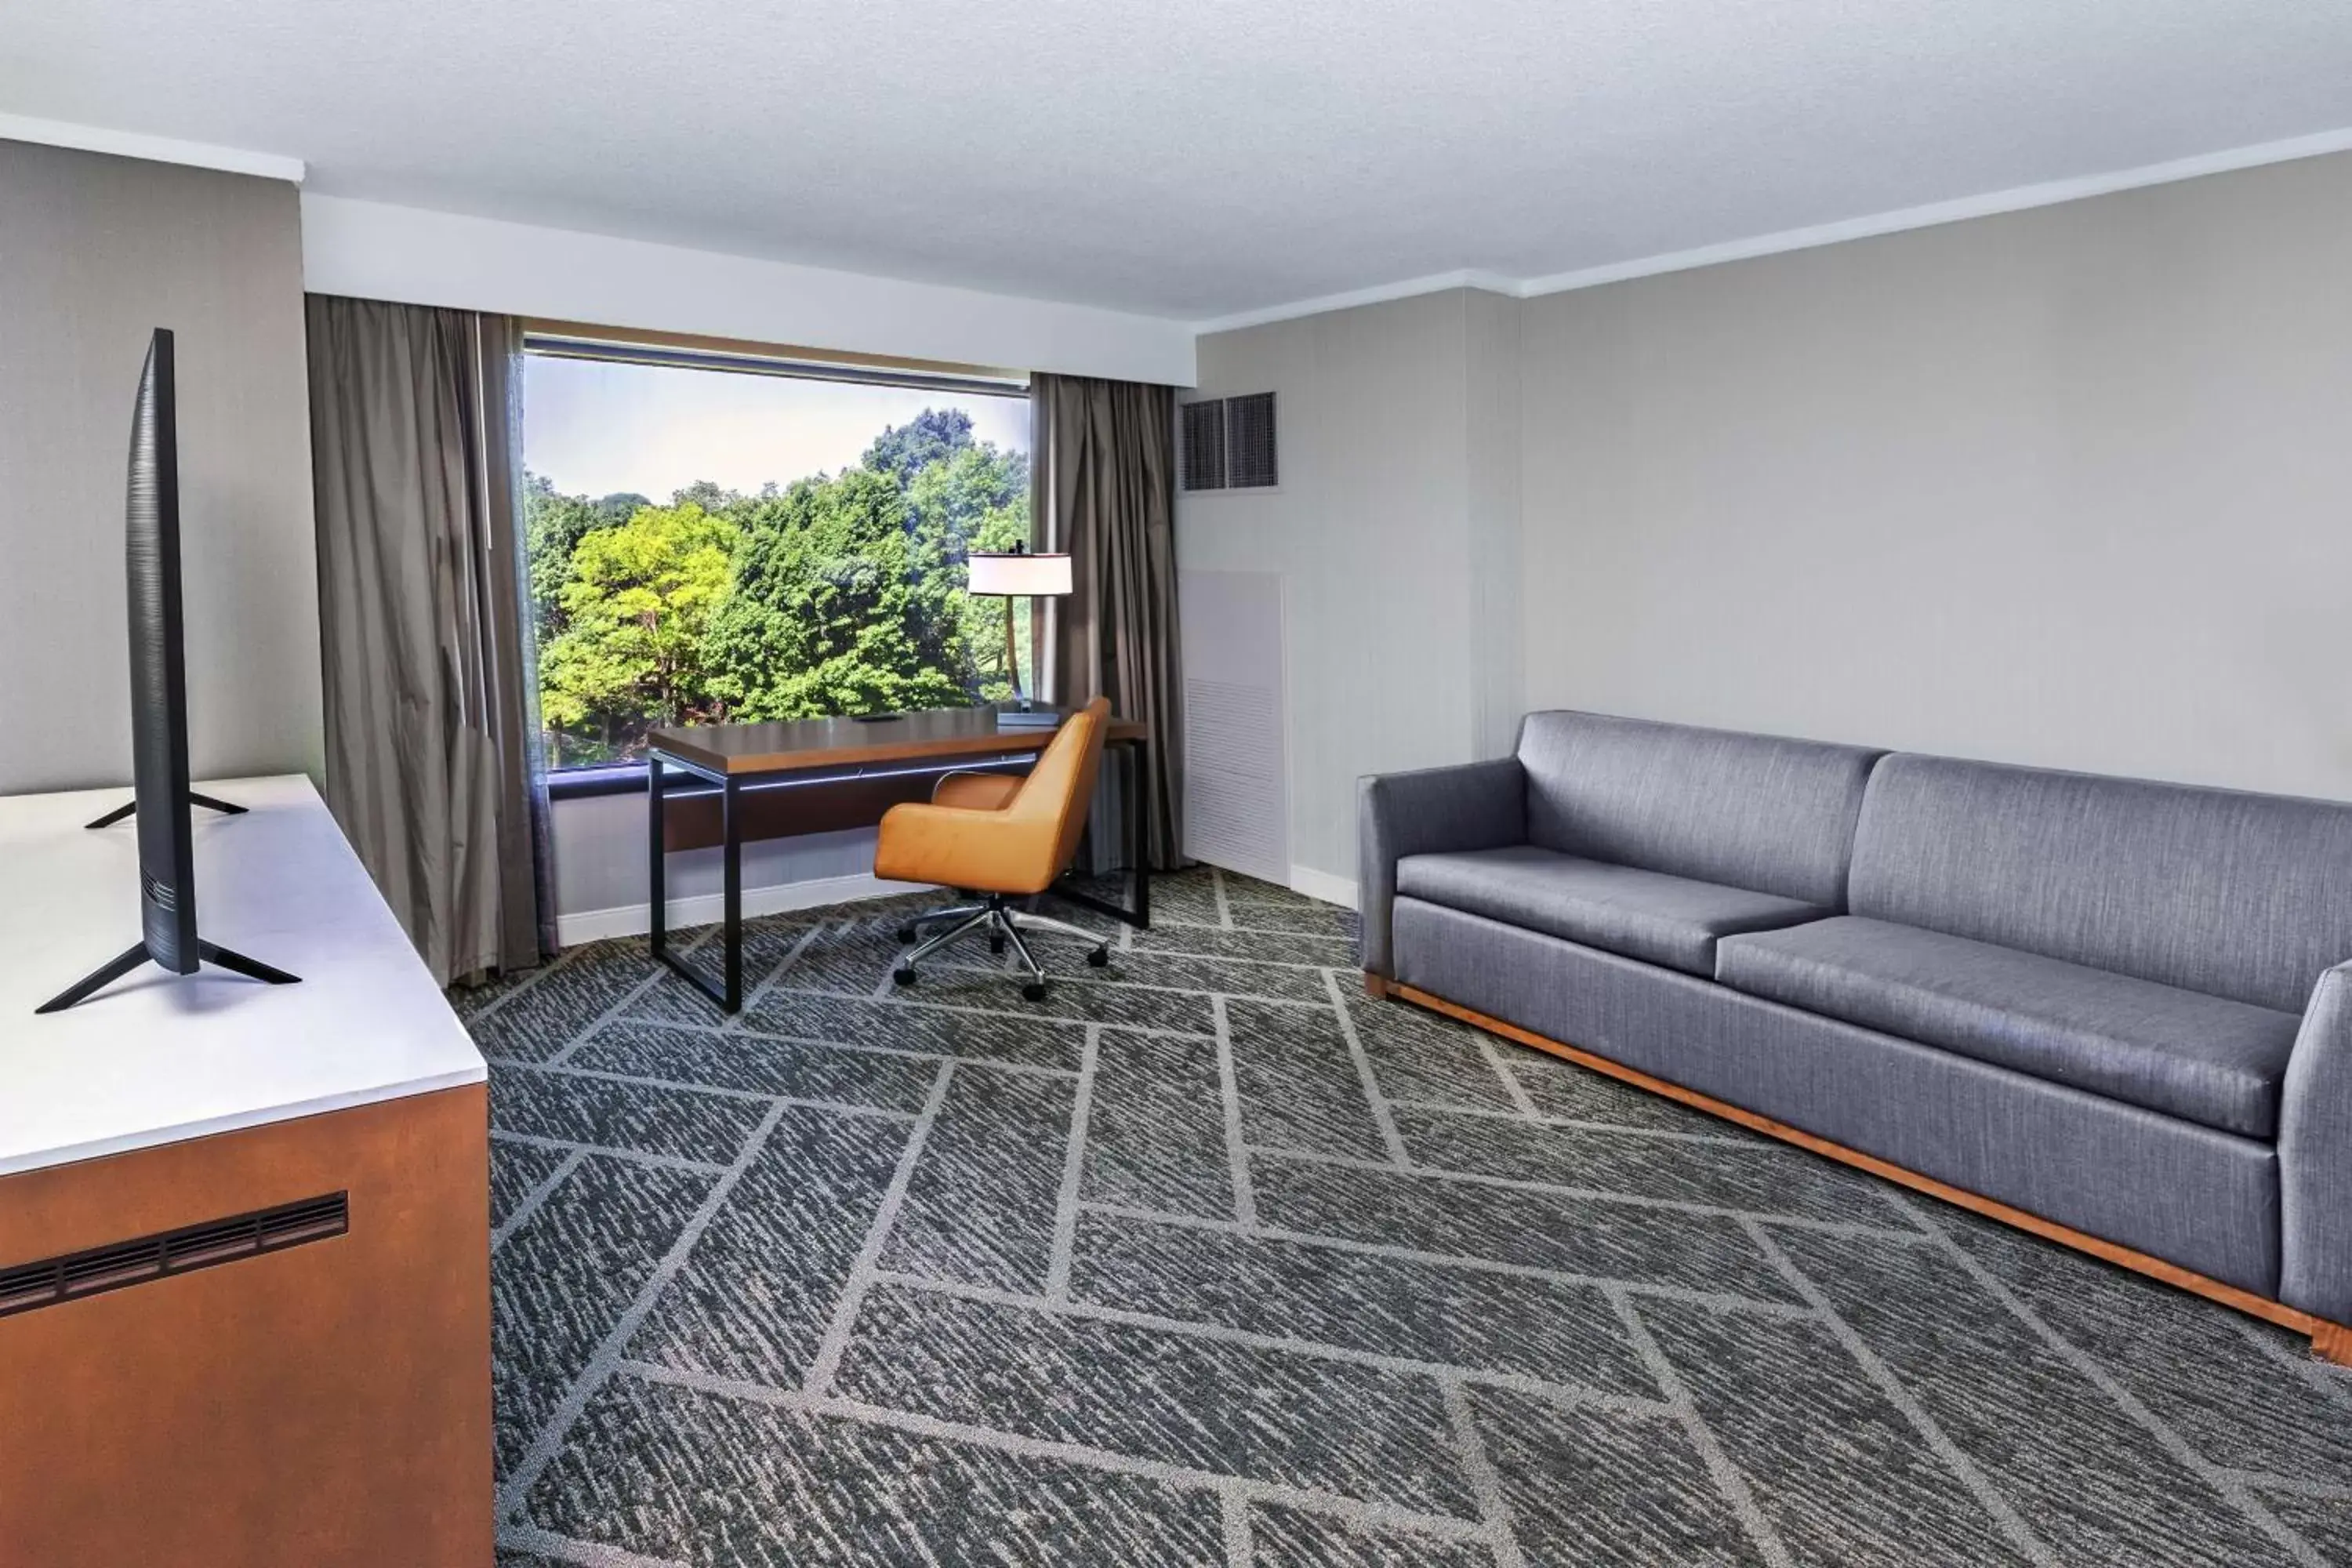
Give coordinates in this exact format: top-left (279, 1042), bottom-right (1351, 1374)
top-left (862, 407), bottom-right (976, 485)
top-left (670, 478), bottom-right (740, 515)
top-left (704, 468), bottom-right (973, 720)
top-left (860, 409), bottom-right (1037, 697)
top-left (538, 502), bottom-right (739, 756)
top-left (525, 408), bottom-right (1036, 760)
top-left (903, 444), bottom-right (1033, 699)
top-left (902, 441), bottom-right (1029, 550)
top-left (522, 472), bottom-right (606, 642)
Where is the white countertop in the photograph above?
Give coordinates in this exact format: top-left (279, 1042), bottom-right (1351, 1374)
top-left (0, 775), bottom-right (485, 1177)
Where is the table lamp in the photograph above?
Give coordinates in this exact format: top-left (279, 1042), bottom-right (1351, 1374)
top-left (966, 543), bottom-right (1073, 729)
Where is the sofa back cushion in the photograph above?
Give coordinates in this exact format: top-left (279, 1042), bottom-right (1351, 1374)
top-left (1849, 753), bottom-right (2352, 1013)
top-left (1517, 711), bottom-right (1885, 908)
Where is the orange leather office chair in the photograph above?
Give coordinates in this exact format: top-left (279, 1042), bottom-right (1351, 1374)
top-left (876, 698), bottom-right (1114, 1000)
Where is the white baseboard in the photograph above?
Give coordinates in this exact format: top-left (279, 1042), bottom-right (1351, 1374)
top-left (1288, 864), bottom-right (1359, 910)
top-left (556, 872), bottom-right (929, 947)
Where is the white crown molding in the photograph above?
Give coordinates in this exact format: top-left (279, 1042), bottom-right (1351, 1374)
top-left (1512, 125), bottom-right (2352, 298)
top-left (1191, 125), bottom-right (2352, 336)
top-left (1189, 269), bottom-right (1521, 336)
top-left (0, 111), bottom-right (306, 183)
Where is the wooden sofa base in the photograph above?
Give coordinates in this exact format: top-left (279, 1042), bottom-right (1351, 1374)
top-left (1367, 971), bottom-right (2352, 1367)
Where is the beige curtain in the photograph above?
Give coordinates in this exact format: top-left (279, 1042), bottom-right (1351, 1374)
top-left (1031, 372), bottom-right (1185, 869)
top-left (306, 295), bottom-right (552, 986)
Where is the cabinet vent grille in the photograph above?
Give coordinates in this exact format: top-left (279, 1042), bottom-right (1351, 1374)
top-left (0, 1191), bottom-right (348, 1319)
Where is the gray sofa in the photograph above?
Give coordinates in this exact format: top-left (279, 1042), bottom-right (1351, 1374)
top-left (1359, 710), bottom-right (2352, 1346)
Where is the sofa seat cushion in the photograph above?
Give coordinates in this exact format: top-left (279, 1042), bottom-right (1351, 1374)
top-left (1396, 846), bottom-right (1828, 977)
top-left (1716, 916), bottom-right (2301, 1138)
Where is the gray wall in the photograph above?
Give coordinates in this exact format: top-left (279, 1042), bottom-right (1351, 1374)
top-left (550, 793), bottom-right (887, 935)
top-left (0, 140), bottom-right (319, 794)
top-left (1179, 289), bottom-right (1522, 891)
top-left (1463, 289), bottom-right (1525, 761)
top-left (1186, 150), bottom-right (2352, 896)
top-left (1519, 151), bottom-right (2352, 801)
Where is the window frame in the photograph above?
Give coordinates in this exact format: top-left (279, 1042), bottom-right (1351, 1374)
top-left (518, 326), bottom-right (1034, 795)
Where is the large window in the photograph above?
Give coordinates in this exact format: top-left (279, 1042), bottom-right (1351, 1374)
top-left (521, 339), bottom-right (1032, 769)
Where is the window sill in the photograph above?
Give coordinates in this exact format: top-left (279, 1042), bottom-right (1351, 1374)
top-left (546, 764), bottom-right (648, 801)
top-left (544, 753), bottom-right (1038, 804)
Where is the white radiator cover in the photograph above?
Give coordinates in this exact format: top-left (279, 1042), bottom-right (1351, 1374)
top-left (1178, 569), bottom-right (1289, 884)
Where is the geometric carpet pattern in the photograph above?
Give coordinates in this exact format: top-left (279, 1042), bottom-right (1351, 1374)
top-left (454, 867), bottom-right (2352, 1567)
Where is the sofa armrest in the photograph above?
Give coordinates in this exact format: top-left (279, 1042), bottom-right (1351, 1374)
top-left (1357, 758), bottom-right (1526, 978)
top-left (2283, 960), bottom-right (2352, 1323)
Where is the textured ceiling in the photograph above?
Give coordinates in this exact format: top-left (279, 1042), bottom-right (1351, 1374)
top-left (5, 0), bottom-right (2352, 321)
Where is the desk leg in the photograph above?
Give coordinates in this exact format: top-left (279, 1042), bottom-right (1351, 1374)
top-left (648, 752), bottom-right (740, 1014)
top-left (1051, 735), bottom-right (1151, 931)
top-left (648, 753), bottom-right (668, 959)
top-left (722, 774), bottom-right (742, 1012)
top-left (1130, 736), bottom-right (1151, 927)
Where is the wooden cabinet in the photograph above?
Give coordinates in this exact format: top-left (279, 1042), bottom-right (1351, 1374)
top-left (1, 776), bottom-right (494, 1564)
top-left (0, 1087), bottom-right (492, 1567)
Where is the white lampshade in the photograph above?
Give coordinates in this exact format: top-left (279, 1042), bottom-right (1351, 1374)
top-left (966, 550), bottom-right (1073, 597)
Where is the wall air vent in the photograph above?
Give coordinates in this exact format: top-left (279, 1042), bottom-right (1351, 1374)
top-left (1181, 399), bottom-right (1227, 492)
top-left (0, 1192), bottom-right (349, 1319)
top-left (1180, 393), bottom-right (1279, 495)
top-left (1224, 393), bottom-right (1278, 488)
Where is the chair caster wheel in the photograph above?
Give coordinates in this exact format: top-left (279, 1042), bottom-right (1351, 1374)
top-left (896, 925), bottom-right (916, 944)
top-left (1021, 981), bottom-right (1048, 1003)
top-left (893, 967), bottom-right (917, 986)
top-left (989, 934), bottom-right (1007, 954)
top-left (1086, 946), bottom-right (1110, 967)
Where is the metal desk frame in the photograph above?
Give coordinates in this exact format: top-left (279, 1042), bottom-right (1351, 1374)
top-left (647, 728), bottom-right (1151, 1014)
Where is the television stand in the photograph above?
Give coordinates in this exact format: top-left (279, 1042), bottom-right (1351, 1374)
top-left (4, 775), bottom-right (492, 1566)
top-left (34, 938), bottom-right (300, 1015)
top-left (84, 790), bottom-right (248, 830)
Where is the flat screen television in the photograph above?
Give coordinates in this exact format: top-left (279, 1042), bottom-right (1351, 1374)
top-left (35, 329), bottom-right (298, 1014)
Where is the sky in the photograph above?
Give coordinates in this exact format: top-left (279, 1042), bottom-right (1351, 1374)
top-left (522, 354), bottom-right (1031, 501)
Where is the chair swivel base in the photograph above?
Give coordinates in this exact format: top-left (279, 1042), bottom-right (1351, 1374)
top-left (894, 894), bottom-right (1109, 1001)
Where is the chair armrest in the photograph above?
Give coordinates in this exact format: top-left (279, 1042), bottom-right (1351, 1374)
top-left (1356, 757), bottom-right (1526, 978)
top-left (874, 801), bottom-right (1059, 895)
top-left (933, 771), bottom-right (1023, 811)
top-left (2282, 960), bottom-right (2352, 1322)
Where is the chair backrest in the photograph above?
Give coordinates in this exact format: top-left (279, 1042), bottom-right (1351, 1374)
top-left (1517, 710), bottom-right (1885, 908)
top-left (1009, 698), bottom-right (1113, 877)
top-left (1850, 753), bottom-right (2352, 1012)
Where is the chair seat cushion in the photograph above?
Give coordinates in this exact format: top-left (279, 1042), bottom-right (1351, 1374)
top-left (1394, 846), bottom-right (1827, 977)
top-left (1715, 916), bottom-right (2301, 1138)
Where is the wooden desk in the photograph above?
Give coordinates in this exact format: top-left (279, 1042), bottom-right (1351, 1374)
top-left (647, 703), bottom-right (1152, 1011)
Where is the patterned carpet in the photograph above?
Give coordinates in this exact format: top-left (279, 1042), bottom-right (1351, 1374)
top-left (457, 867), bottom-right (2352, 1567)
